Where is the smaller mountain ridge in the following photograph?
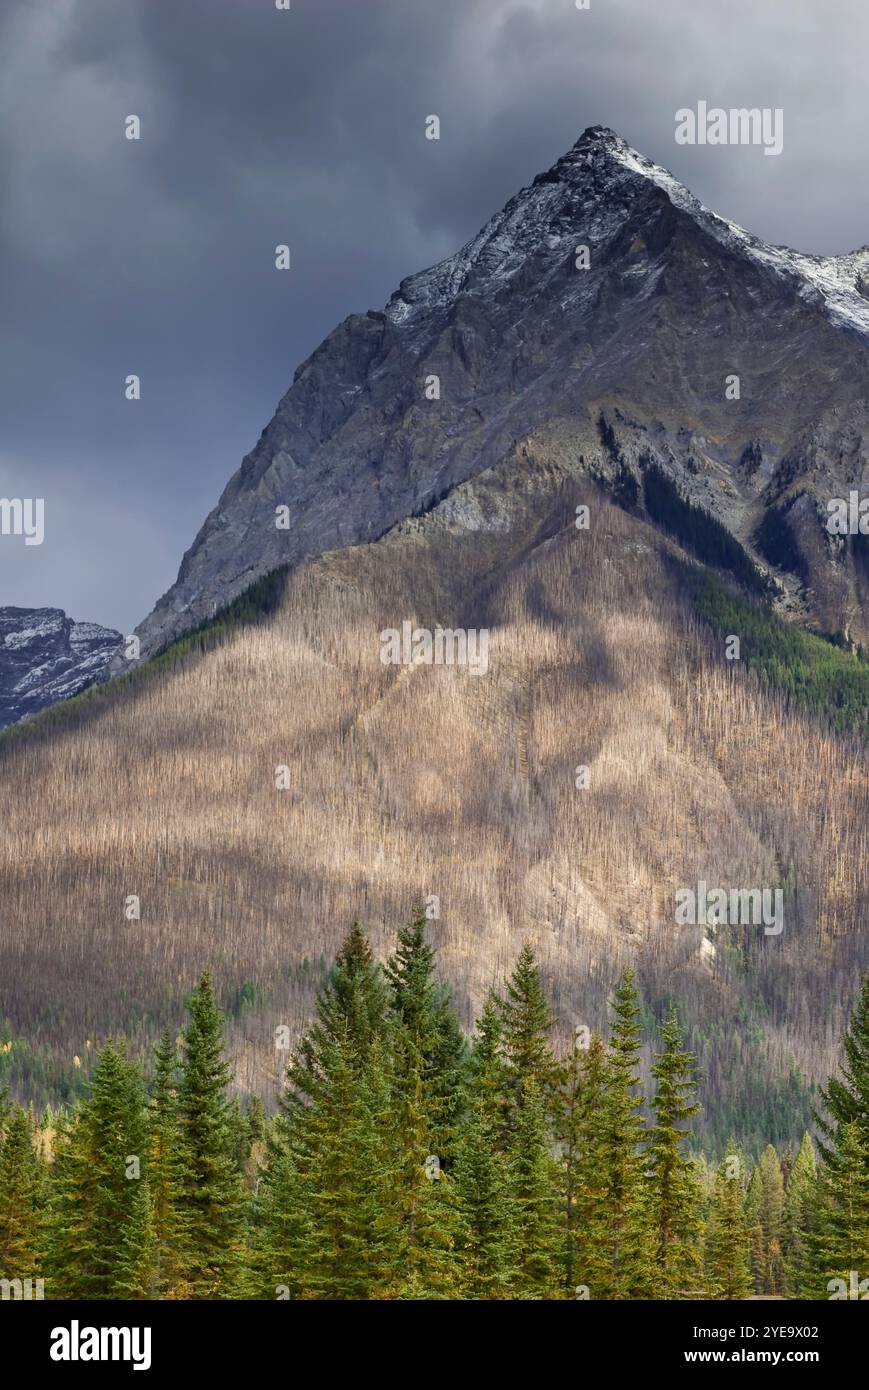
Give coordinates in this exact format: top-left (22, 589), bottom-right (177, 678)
top-left (0, 607), bottom-right (121, 730)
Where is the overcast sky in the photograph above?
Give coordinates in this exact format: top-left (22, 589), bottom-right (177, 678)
top-left (2, 0), bottom-right (868, 634)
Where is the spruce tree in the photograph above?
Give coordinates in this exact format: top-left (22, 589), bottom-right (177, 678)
top-left (0, 1104), bottom-right (45, 1282)
top-left (802, 971), bottom-right (869, 1298)
top-left (646, 1009), bottom-right (704, 1297)
top-left (507, 1075), bottom-right (562, 1298)
top-left (782, 1131), bottom-right (816, 1296)
top-left (43, 1041), bottom-right (153, 1299)
top-left (454, 998), bottom-right (518, 1298)
top-left (803, 1121), bottom-right (869, 1298)
top-left (177, 973), bottom-right (245, 1298)
top-left (384, 909), bottom-right (462, 1298)
top-left (499, 945), bottom-right (558, 1116)
top-left (705, 1142), bottom-right (752, 1299)
top-left (148, 1030), bottom-right (191, 1297)
top-left (746, 1145), bottom-right (785, 1295)
top-left (598, 970), bottom-right (655, 1298)
top-left (566, 1031), bottom-right (612, 1299)
top-left (260, 923), bottom-right (397, 1299)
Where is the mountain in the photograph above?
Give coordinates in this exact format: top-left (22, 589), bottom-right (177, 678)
top-left (125, 125), bottom-right (869, 666)
top-left (2, 130), bottom-right (868, 1150)
top-left (0, 607), bottom-right (121, 729)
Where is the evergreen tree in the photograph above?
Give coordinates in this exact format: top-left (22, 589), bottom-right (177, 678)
top-left (566, 1031), bottom-right (612, 1298)
top-left (147, 1030), bottom-right (191, 1298)
top-left (384, 910), bottom-right (462, 1298)
top-left (746, 1145), bottom-right (785, 1295)
top-left (177, 973), bottom-right (245, 1298)
top-left (43, 1041), bottom-right (153, 1299)
top-left (499, 945), bottom-right (558, 1116)
top-left (507, 1075), bottom-right (562, 1298)
top-left (803, 1120), bottom-right (869, 1298)
top-left (454, 999), bottom-right (518, 1298)
top-left (597, 971), bottom-right (655, 1298)
top-left (646, 1010), bottom-right (704, 1297)
top-left (0, 1104), bottom-right (45, 1282)
top-left (802, 972), bottom-right (869, 1298)
top-left (817, 972), bottom-right (869, 1160)
top-left (259, 924), bottom-right (397, 1299)
top-left (705, 1142), bottom-right (752, 1299)
top-left (782, 1131), bottom-right (816, 1296)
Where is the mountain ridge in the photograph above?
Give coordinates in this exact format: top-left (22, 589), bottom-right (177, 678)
top-left (117, 126), bottom-right (869, 671)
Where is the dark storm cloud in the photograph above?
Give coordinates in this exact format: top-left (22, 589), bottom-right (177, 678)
top-left (1, 0), bottom-right (867, 632)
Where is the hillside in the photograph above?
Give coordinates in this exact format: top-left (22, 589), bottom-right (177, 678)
top-left (1, 434), bottom-right (866, 1152)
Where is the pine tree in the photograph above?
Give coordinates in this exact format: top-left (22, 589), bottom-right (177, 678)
top-left (746, 1145), bottom-right (785, 1295)
top-left (0, 1104), bottom-right (45, 1282)
top-left (42, 1041), bottom-right (153, 1299)
top-left (646, 1010), bottom-right (704, 1297)
top-left (705, 1142), bottom-right (752, 1299)
top-left (782, 1131), bottom-right (816, 1296)
top-left (177, 973), bottom-right (245, 1298)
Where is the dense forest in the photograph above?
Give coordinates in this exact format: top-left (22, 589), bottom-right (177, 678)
top-left (1, 911), bottom-right (866, 1301)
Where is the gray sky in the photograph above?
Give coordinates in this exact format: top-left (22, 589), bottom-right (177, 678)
top-left (2, 0), bottom-right (867, 634)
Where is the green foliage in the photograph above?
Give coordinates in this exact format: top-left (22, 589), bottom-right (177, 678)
top-left (705, 1141), bottom-right (752, 1299)
top-left (684, 566), bottom-right (869, 736)
top-left (176, 974), bottom-right (246, 1298)
top-left (42, 1041), bottom-right (153, 1300)
top-left (0, 1104), bottom-right (46, 1281)
top-left (646, 1010), bottom-right (705, 1297)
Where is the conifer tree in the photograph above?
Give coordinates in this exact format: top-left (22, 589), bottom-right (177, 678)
top-left (598, 970), bottom-right (655, 1298)
top-left (802, 972), bottom-right (869, 1298)
top-left (566, 1031), bottom-right (612, 1298)
top-left (817, 972), bottom-right (869, 1158)
top-left (384, 910), bottom-right (462, 1298)
top-left (802, 1120), bottom-right (869, 1298)
top-left (782, 1131), bottom-right (816, 1296)
top-left (454, 998), bottom-right (518, 1298)
top-left (746, 1144), bottom-right (785, 1295)
top-left (147, 1030), bottom-right (191, 1298)
top-left (507, 1075), bottom-right (562, 1298)
top-left (705, 1142), bottom-right (752, 1299)
top-left (43, 1041), bottom-right (153, 1299)
top-left (646, 1010), bottom-right (704, 1297)
top-left (260, 924), bottom-right (397, 1299)
top-left (0, 1104), bottom-right (45, 1282)
top-left (177, 973), bottom-right (245, 1298)
top-left (499, 945), bottom-right (558, 1116)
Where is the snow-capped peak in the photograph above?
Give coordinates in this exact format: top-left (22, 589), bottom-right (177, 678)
top-left (385, 126), bottom-right (869, 340)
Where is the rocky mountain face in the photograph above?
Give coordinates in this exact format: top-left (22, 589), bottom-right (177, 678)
top-left (125, 125), bottom-right (869, 665)
top-left (0, 608), bottom-right (121, 729)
